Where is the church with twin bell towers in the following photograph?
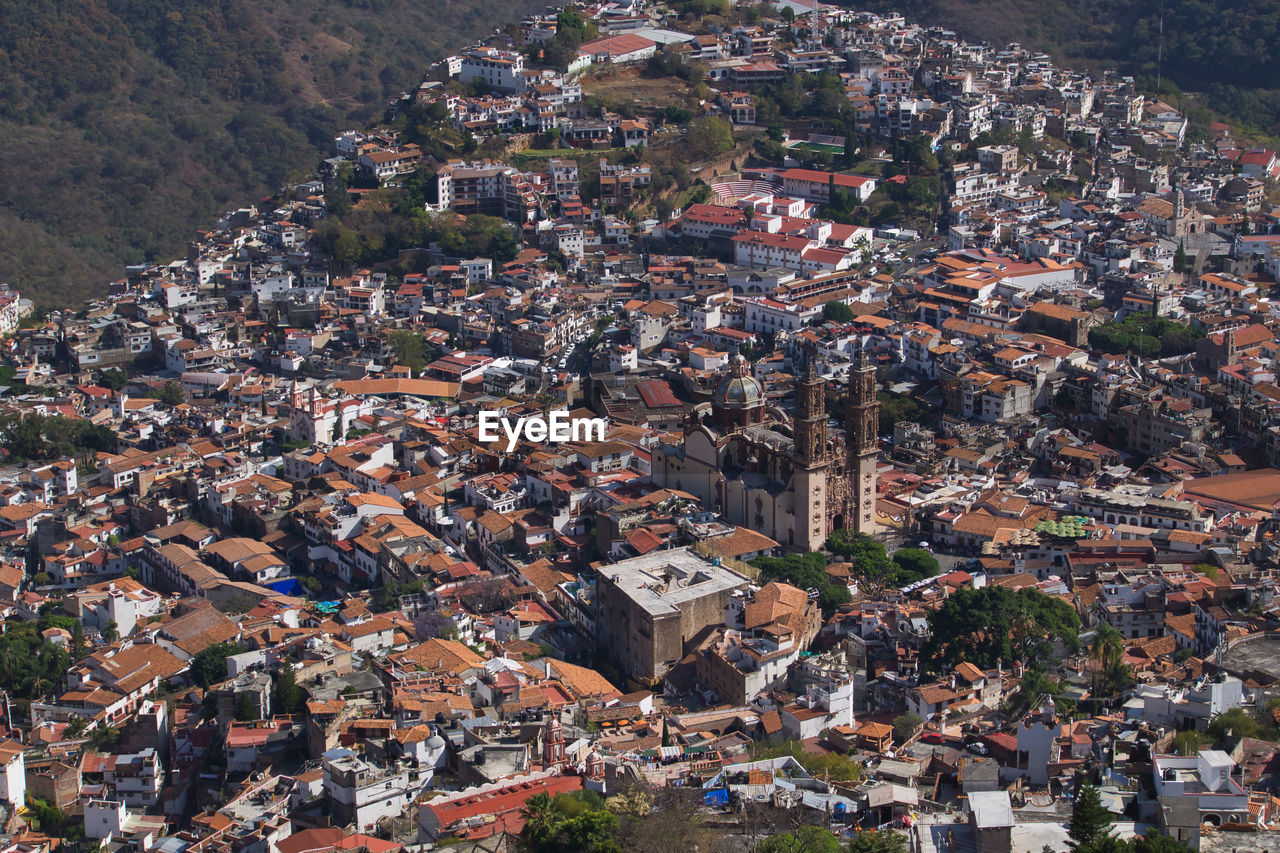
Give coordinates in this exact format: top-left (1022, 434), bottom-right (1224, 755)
top-left (652, 353), bottom-right (879, 551)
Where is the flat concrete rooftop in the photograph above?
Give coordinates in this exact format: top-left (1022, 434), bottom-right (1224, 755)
top-left (1222, 635), bottom-right (1280, 681)
top-left (602, 547), bottom-right (749, 617)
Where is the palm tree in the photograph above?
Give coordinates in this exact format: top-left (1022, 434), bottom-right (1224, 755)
top-left (1011, 607), bottom-right (1039, 661)
top-left (1090, 623), bottom-right (1124, 669)
top-left (1012, 669), bottom-right (1059, 717)
top-left (31, 675), bottom-right (52, 699)
top-left (1090, 623), bottom-right (1128, 706)
top-left (521, 792), bottom-right (559, 848)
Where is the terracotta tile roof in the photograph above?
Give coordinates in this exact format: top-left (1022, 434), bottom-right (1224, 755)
top-left (546, 659), bottom-right (621, 700)
top-left (704, 527), bottom-right (779, 558)
top-left (856, 721), bottom-right (893, 739)
top-left (1182, 468), bottom-right (1280, 511)
top-left (88, 643), bottom-right (186, 692)
top-left (389, 638), bottom-right (485, 676)
top-left (1164, 613), bottom-right (1197, 641)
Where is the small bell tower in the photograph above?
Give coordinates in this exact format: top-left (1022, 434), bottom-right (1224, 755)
top-left (543, 715), bottom-right (565, 768)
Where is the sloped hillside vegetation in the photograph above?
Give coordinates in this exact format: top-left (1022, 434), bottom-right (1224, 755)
top-left (0, 0), bottom-right (540, 303)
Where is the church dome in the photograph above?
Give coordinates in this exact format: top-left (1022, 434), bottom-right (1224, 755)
top-left (711, 355), bottom-right (767, 429)
top-left (715, 372), bottom-right (765, 410)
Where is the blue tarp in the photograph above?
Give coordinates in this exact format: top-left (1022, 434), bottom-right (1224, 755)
top-left (703, 789), bottom-right (730, 806)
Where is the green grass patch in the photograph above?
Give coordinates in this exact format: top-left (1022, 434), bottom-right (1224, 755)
top-left (849, 160), bottom-right (888, 176)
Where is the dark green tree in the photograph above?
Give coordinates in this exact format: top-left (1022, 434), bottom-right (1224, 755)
top-left (1076, 838), bottom-right (1135, 853)
top-left (892, 548), bottom-right (940, 583)
top-left (71, 624), bottom-right (87, 661)
top-left (920, 586), bottom-right (1080, 674)
top-left (98, 368), bottom-right (129, 391)
top-left (893, 712), bottom-right (923, 743)
top-left (156, 380), bottom-right (185, 406)
top-left (1089, 323), bottom-right (1131, 354)
top-left (822, 300), bottom-right (854, 323)
top-left (0, 621), bottom-right (70, 699)
top-left (1088, 315), bottom-right (1203, 357)
top-left (751, 552), bottom-right (828, 589)
top-left (190, 641), bottom-right (238, 688)
top-left (1009, 668), bottom-right (1067, 718)
top-left (1089, 622), bottom-right (1132, 704)
top-left (521, 793), bottom-right (559, 849)
top-left (23, 797), bottom-right (64, 834)
top-left (825, 529), bottom-right (896, 584)
top-left (1132, 830), bottom-right (1195, 853)
top-left (877, 390), bottom-right (929, 434)
top-left (234, 692), bottom-right (257, 722)
top-left (273, 665), bottom-right (303, 715)
top-left (0, 413), bottom-right (50, 460)
top-left (1159, 325), bottom-right (1200, 356)
top-left (818, 583), bottom-right (852, 612)
top-left (386, 330), bottom-right (429, 374)
top-left (519, 790), bottom-right (620, 853)
top-left (1069, 784), bottom-right (1113, 850)
top-left (325, 163), bottom-right (355, 218)
top-left (90, 725), bottom-right (120, 750)
top-left (556, 810), bottom-right (618, 853)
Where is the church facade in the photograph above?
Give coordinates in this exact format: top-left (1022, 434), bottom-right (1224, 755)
top-left (1137, 188), bottom-right (1205, 240)
top-left (652, 355), bottom-right (879, 551)
top-left (287, 381), bottom-right (372, 448)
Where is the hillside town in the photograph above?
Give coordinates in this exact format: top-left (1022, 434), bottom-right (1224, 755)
top-left (1, 1), bottom-right (1280, 853)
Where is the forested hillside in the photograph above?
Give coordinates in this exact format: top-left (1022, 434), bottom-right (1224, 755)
top-left (864, 0), bottom-right (1280, 135)
top-left (0, 0), bottom-right (540, 304)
